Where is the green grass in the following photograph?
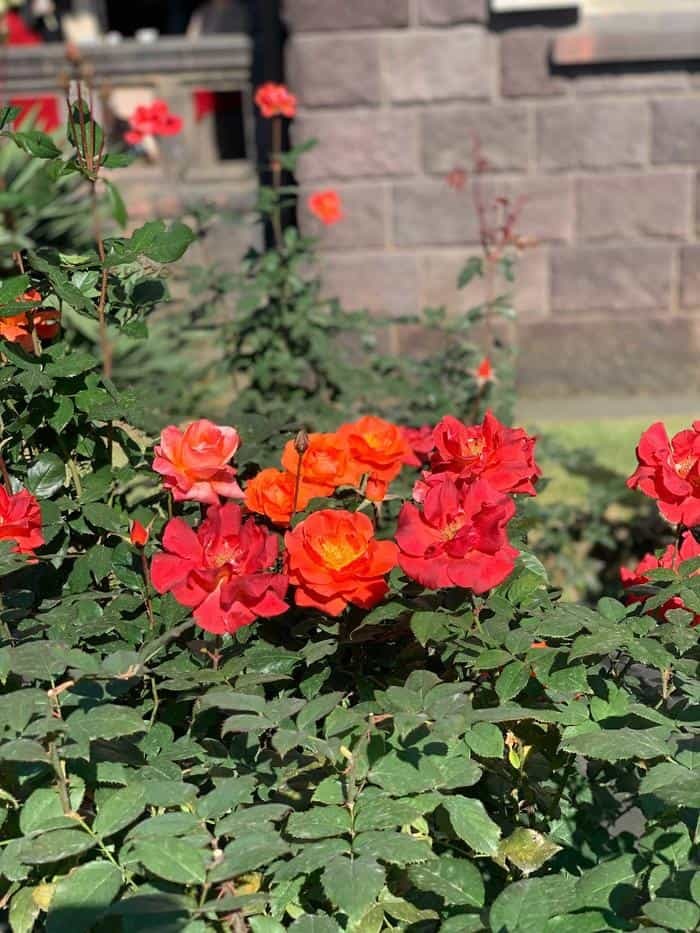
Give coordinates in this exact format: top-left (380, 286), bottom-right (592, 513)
top-left (528, 415), bottom-right (691, 505)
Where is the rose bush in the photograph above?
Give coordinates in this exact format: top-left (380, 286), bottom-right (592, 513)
top-left (0, 90), bottom-right (699, 933)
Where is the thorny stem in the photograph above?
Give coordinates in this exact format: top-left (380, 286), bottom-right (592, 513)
top-left (48, 741), bottom-right (73, 815)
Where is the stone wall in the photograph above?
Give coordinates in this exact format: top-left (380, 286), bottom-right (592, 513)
top-left (286, 0), bottom-right (700, 398)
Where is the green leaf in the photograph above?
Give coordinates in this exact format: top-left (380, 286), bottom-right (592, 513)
top-left (20, 780), bottom-right (85, 835)
top-left (288, 917), bottom-right (341, 933)
top-left (67, 704), bottom-right (145, 742)
top-left (355, 794), bottom-right (440, 832)
top-left (354, 831), bottom-right (435, 866)
top-left (19, 828), bottom-right (95, 864)
top-left (408, 857), bottom-right (484, 908)
top-left (9, 887), bottom-right (41, 933)
top-left (496, 828), bottom-right (561, 875)
top-left (490, 877), bottom-right (578, 933)
top-left (93, 784), bottom-right (147, 838)
top-left (496, 661), bottom-right (530, 701)
top-left (321, 855), bottom-right (385, 919)
top-left (26, 452), bottom-right (65, 498)
top-left (133, 838), bottom-right (207, 885)
top-left (411, 611), bottom-right (450, 645)
top-left (11, 130), bottom-right (62, 159)
top-left (457, 257), bottom-right (483, 289)
top-left (105, 179), bottom-right (128, 228)
top-left (0, 105), bottom-right (21, 130)
top-left (474, 649), bottom-right (512, 670)
top-left (574, 855), bottom-right (641, 911)
top-left (561, 728), bottom-right (670, 762)
top-left (108, 220), bottom-right (195, 267)
top-left (286, 806), bottom-right (351, 840)
top-left (208, 833), bottom-right (291, 883)
top-left (46, 862), bottom-right (123, 933)
top-left (464, 723), bottom-right (504, 759)
top-left (443, 796), bottom-right (501, 856)
top-left (642, 895), bottom-right (699, 929)
top-left (296, 692), bottom-right (344, 732)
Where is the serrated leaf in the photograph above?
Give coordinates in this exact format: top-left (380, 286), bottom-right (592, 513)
top-left (286, 806), bottom-right (351, 840)
top-left (496, 661), bottom-right (530, 701)
top-left (9, 887), bottom-right (40, 933)
top-left (93, 784), bottom-right (147, 838)
top-left (354, 831), bottom-right (435, 865)
top-left (46, 862), bottom-right (122, 933)
top-left (208, 833), bottom-right (291, 883)
top-left (321, 856), bottom-right (385, 920)
top-left (490, 876), bottom-right (578, 933)
top-left (496, 828), bottom-right (561, 875)
top-left (561, 728), bottom-right (670, 762)
top-left (288, 917), bottom-right (341, 933)
top-left (11, 130), bottom-right (62, 159)
top-left (26, 452), bottom-right (65, 498)
top-left (19, 829), bottom-right (95, 864)
top-left (443, 796), bottom-right (501, 856)
top-left (20, 780), bottom-right (85, 835)
top-left (134, 838), bottom-right (207, 884)
top-left (409, 857), bottom-right (484, 907)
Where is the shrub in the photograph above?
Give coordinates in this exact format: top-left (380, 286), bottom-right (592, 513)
top-left (0, 93), bottom-right (699, 933)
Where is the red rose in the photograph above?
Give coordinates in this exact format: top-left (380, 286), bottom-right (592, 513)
top-left (474, 356), bottom-right (495, 388)
top-left (127, 99), bottom-right (183, 140)
top-left (151, 502), bottom-right (288, 634)
top-left (130, 519), bottom-right (149, 548)
top-left (396, 477), bottom-right (518, 593)
top-left (415, 411), bottom-right (540, 501)
top-left (285, 509), bottom-right (398, 616)
top-left (627, 421), bottom-right (700, 526)
top-left (308, 190), bottom-right (343, 225)
top-left (401, 426), bottom-right (435, 467)
top-left (0, 486), bottom-right (43, 555)
top-left (153, 419), bottom-right (243, 506)
top-left (621, 531), bottom-right (700, 626)
top-left (338, 416), bottom-right (411, 502)
top-left (254, 82), bottom-right (297, 119)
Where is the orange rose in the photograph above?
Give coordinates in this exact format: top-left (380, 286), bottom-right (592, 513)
top-left (285, 509), bottom-right (398, 616)
top-left (280, 432), bottom-right (362, 497)
top-left (0, 290), bottom-right (60, 352)
top-left (337, 416), bottom-right (411, 501)
top-left (245, 468), bottom-right (314, 526)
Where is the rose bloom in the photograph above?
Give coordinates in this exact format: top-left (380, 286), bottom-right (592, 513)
top-left (153, 419), bottom-right (242, 506)
top-left (401, 426), bottom-right (434, 467)
top-left (0, 486), bottom-right (44, 555)
top-left (254, 82), bottom-right (297, 119)
top-left (474, 356), bottom-right (495, 388)
top-left (151, 502), bottom-right (288, 634)
top-left (130, 519), bottom-right (149, 548)
top-left (397, 477), bottom-right (518, 593)
top-left (415, 411), bottom-right (540, 501)
top-left (627, 421), bottom-right (700, 526)
top-left (285, 509), bottom-right (398, 616)
top-left (280, 432), bottom-right (362, 497)
top-left (338, 416), bottom-right (411, 502)
top-left (621, 531), bottom-right (700, 626)
top-left (0, 290), bottom-right (60, 352)
top-left (127, 99), bottom-right (183, 142)
top-left (308, 190), bottom-right (343, 226)
top-left (245, 467), bottom-right (315, 526)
